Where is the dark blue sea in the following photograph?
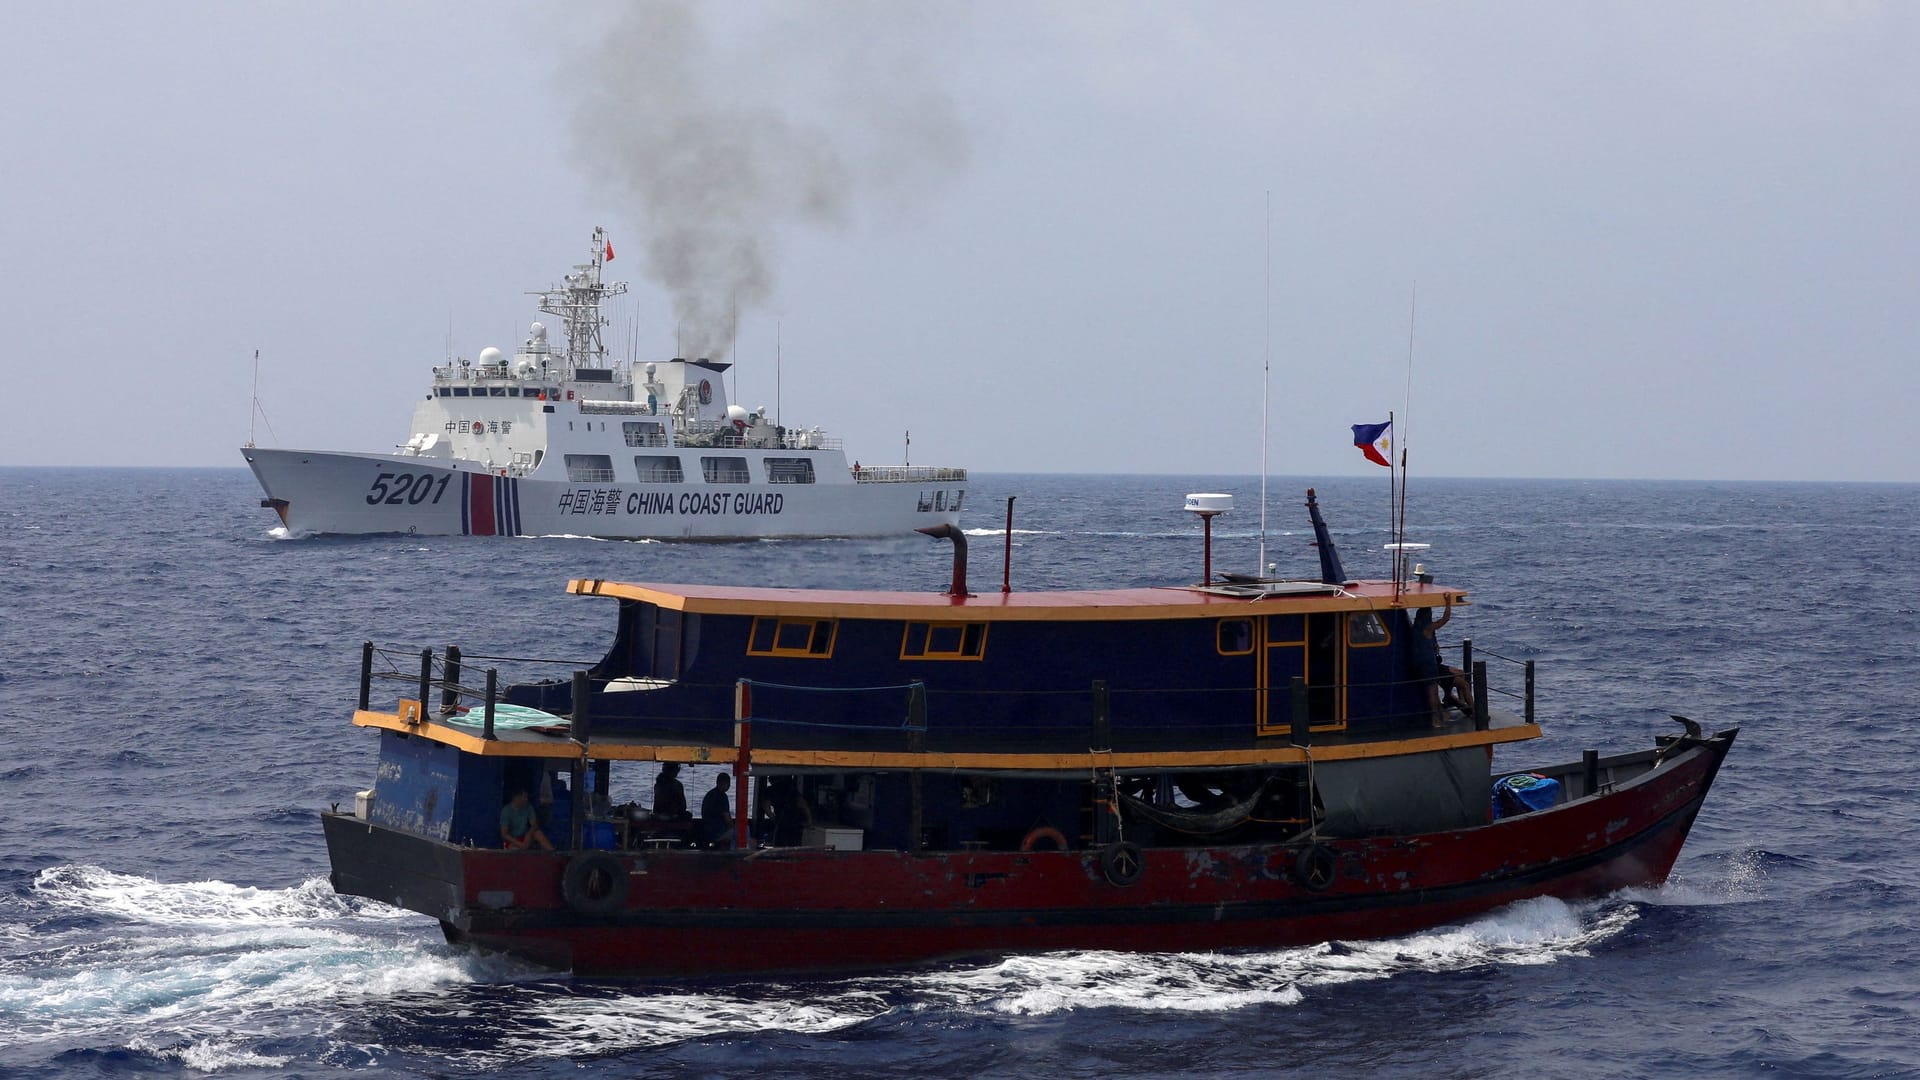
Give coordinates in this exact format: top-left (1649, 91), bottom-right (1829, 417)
top-left (2, 468), bottom-right (1916, 1078)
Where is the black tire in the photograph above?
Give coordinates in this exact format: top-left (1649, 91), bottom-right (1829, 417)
top-left (1100, 841), bottom-right (1145, 887)
top-left (560, 851), bottom-right (629, 915)
top-left (1293, 844), bottom-right (1337, 892)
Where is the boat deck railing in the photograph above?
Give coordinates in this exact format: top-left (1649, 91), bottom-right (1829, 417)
top-left (354, 638), bottom-right (1536, 757)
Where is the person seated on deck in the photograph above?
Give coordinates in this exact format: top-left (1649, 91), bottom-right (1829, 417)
top-left (760, 776), bottom-right (812, 847)
top-left (500, 789), bottom-right (554, 851)
top-left (651, 763), bottom-right (690, 821)
top-left (696, 773), bottom-right (734, 850)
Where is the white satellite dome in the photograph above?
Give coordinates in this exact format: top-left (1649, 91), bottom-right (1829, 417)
top-left (477, 346), bottom-right (505, 367)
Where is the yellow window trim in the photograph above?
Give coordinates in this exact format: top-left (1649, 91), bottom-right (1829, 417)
top-left (1216, 617), bottom-right (1254, 656)
top-left (1348, 611), bottom-right (1392, 649)
top-left (747, 615), bottom-right (838, 658)
top-left (900, 620), bottom-right (989, 661)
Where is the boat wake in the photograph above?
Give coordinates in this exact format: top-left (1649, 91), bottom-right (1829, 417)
top-left (0, 867), bottom-right (1722, 1070)
top-left (423, 894), bottom-right (1676, 1066)
top-left (0, 865), bottom-right (525, 1066)
top-left (900, 894), bottom-right (1641, 1019)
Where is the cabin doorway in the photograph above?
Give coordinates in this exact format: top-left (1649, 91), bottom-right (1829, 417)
top-left (1256, 612), bottom-right (1344, 736)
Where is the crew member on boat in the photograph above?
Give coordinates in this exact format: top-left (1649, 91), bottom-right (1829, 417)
top-left (651, 763), bottom-right (689, 820)
top-left (499, 789), bottom-right (554, 851)
top-left (697, 773), bottom-right (733, 849)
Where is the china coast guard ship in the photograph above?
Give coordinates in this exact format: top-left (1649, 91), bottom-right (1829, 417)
top-left (242, 229), bottom-right (966, 540)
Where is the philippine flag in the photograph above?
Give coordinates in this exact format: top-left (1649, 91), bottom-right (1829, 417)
top-left (1351, 420), bottom-right (1392, 467)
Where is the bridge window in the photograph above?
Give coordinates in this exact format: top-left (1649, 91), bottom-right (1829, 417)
top-left (634, 455), bottom-right (684, 483)
top-left (1217, 618), bottom-right (1253, 656)
top-left (901, 621), bottom-right (988, 660)
top-left (765, 458), bottom-right (815, 484)
top-left (1348, 612), bottom-right (1390, 647)
top-left (564, 454), bottom-right (615, 483)
top-left (701, 456), bottom-right (751, 484)
top-left (748, 616), bottom-right (837, 657)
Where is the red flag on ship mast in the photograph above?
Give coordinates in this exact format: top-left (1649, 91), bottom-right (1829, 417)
top-left (604, 239), bottom-right (615, 261)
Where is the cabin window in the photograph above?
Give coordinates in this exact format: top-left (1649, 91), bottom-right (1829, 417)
top-left (623, 421), bottom-right (666, 448)
top-left (1348, 612), bottom-right (1389, 647)
top-left (564, 454), bottom-right (615, 482)
top-left (701, 456), bottom-right (751, 484)
top-left (452, 387), bottom-right (470, 397)
top-left (634, 455), bottom-right (684, 483)
top-left (490, 387), bottom-right (507, 397)
top-left (764, 458), bottom-right (815, 484)
top-left (1217, 618), bottom-right (1253, 656)
top-left (901, 621), bottom-right (988, 660)
top-left (747, 616), bottom-right (837, 657)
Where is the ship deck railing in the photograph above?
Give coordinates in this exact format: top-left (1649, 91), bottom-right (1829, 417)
top-left (852, 465), bottom-right (968, 483)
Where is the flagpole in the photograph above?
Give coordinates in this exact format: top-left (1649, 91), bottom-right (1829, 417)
top-left (1390, 405), bottom-right (1405, 588)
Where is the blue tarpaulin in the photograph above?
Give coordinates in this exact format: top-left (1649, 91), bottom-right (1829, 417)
top-left (1492, 773), bottom-right (1561, 819)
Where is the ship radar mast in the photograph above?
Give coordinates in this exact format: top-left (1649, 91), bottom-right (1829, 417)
top-left (530, 226), bottom-right (628, 378)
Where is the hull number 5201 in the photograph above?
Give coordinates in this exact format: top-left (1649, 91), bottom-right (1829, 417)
top-left (366, 473), bottom-right (453, 506)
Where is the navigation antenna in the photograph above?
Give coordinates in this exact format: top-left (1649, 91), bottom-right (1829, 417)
top-left (1259, 189), bottom-right (1271, 578)
top-left (247, 349), bottom-right (258, 448)
top-left (530, 227), bottom-right (628, 379)
top-left (246, 349), bottom-right (279, 448)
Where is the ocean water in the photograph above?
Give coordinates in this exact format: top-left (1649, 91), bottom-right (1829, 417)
top-left (1, 467), bottom-right (1915, 1079)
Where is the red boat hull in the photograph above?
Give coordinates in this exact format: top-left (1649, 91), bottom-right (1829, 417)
top-left (325, 732), bottom-right (1733, 977)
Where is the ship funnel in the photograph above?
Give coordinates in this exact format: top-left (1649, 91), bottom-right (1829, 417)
top-left (916, 523), bottom-right (972, 597)
top-left (1304, 488), bottom-right (1348, 585)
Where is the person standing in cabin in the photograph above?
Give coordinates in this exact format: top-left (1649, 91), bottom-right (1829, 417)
top-left (499, 789), bottom-right (554, 851)
top-left (651, 762), bottom-right (689, 820)
top-left (697, 772), bottom-right (734, 849)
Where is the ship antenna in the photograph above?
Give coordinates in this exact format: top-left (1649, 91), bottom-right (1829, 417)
top-left (247, 349), bottom-right (279, 447)
top-left (1259, 189), bottom-right (1271, 577)
top-left (776, 321), bottom-right (783, 429)
top-left (247, 349), bottom-right (258, 448)
top-left (1396, 283), bottom-right (1418, 597)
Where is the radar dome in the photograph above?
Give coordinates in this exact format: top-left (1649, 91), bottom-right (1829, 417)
top-left (477, 346), bottom-right (505, 367)
top-left (529, 322), bottom-right (548, 341)
top-left (727, 404), bottom-right (749, 430)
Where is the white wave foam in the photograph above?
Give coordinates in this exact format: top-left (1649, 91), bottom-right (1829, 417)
top-left (962, 528), bottom-right (1051, 537)
top-left (127, 1035), bottom-right (292, 1071)
top-left (492, 991), bottom-right (869, 1060)
top-left (3, 867), bottom-right (531, 1054)
top-left (906, 896), bottom-right (1635, 1019)
top-left (32, 865), bottom-right (408, 926)
top-left (461, 897), bottom-right (1640, 1063)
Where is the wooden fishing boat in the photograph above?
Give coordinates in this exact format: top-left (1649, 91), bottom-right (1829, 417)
top-left (321, 489), bottom-right (1735, 976)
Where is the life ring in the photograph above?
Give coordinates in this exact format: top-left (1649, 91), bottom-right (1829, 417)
top-left (1099, 841), bottom-right (1144, 887)
top-left (1293, 843), bottom-right (1338, 892)
top-left (560, 851), bottom-right (629, 915)
top-left (1020, 826), bottom-right (1068, 852)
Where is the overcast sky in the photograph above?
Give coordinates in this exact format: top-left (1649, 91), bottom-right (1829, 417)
top-left (5, 2), bottom-right (1916, 481)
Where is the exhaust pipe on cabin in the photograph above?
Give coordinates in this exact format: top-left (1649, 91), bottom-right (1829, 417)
top-left (916, 523), bottom-right (972, 597)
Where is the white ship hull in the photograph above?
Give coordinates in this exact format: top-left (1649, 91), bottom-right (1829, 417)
top-left (244, 448), bottom-right (963, 540)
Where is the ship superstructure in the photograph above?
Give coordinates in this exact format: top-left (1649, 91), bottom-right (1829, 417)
top-left (244, 229), bottom-right (966, 539)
